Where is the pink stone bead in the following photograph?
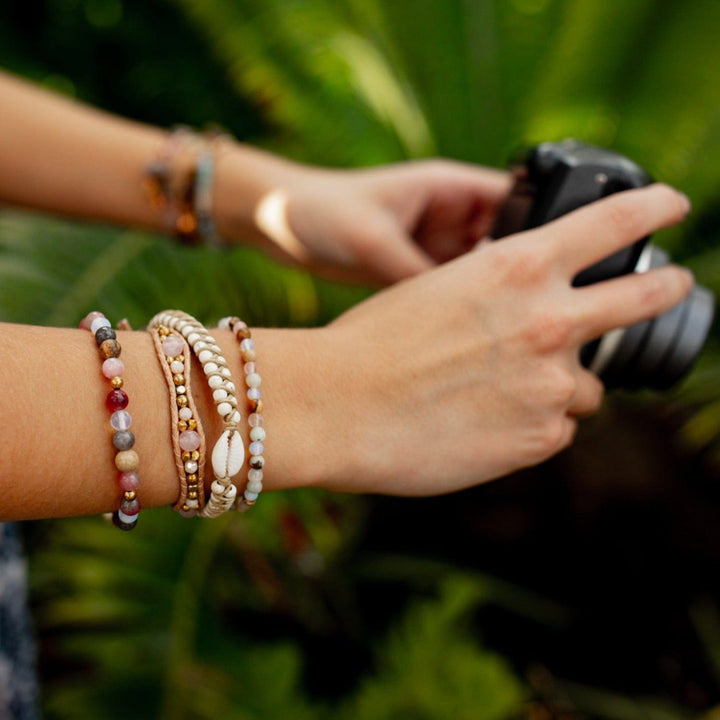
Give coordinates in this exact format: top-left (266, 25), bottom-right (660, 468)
top-left (102, 357), bottom-right (125, 379)
top-left (162, 336), bottom-right (185, 357)
top-left (118, 471), bottom-right (140, 491)
top-left (244, 362), bottom-right (256, 375)
top-left (248, 413), bottom-right (263, 427)
top-left (178, 430), bottom-right (201, 451)
top-left (79, 310), bottom-right (104, 330)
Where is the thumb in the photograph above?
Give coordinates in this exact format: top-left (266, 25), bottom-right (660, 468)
top-left (362, 221), bottom-right (437, 284)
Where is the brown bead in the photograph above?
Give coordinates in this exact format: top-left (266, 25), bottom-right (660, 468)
top-left (99, 339), bottom-right (121, 359)
top-left (177, 395), bottom-right (188, 408)
top-left (173, 374), bottom-right (185, 386)
top-left (236, 327), bottom-right (251, 340)
top-left (115, 450), bottom-right (139, 472)
top-left (111, 376), bottom-right (124, 389)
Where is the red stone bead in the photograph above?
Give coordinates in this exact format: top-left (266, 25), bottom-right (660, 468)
top-left (106, 388), bottom-right (129, 412)
top-left (120, 498), bottom-right (141, 516)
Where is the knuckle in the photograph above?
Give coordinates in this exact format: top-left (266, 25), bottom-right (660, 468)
top-left (637, 271), bottom-right (670, 309)
top-left (538, 417), bottom-right (572, 458)
top-left (523, 310), bottom-right (575, 353)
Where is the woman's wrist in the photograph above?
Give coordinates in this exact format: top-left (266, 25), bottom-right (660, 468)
top-left (212, 142), bottom-right (312, 247)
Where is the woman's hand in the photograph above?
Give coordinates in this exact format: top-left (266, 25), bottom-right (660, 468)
top-left (279, 160), bottom-right (511, 284)
top-left (216, 148), bottom-right (510, 285)
top-left (302, 184), bottom-right (693, 496)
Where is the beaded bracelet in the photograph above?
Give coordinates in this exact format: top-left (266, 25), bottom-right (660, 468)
top-left (80, 311), bottom-right (141, 531)
top-left (149, 310), bottom-right (243, 519)
top-left (150, 324), bottom-right (206, 517)
top-left (218, 316), bottom-right (266, 512)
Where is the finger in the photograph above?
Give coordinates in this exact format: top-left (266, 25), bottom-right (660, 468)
top-left (539, 184), bottom-right (690, 277)
top-left (573, 264), bottom-right (694, 342)
top-left (567, 369), bottom-right (605, 417)
top-left (362, 223), bottom-right (437, 283)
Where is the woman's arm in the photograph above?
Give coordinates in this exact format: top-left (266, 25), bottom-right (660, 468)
top-left (0, 70), bottom-right (511, 285)
top-left (0, 184), bottom-right (693, 521)
top-left (0, 69), bottom-right (300, 241)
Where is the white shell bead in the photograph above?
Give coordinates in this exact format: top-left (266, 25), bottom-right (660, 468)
top-left (208, 375), bottom-right (223, 389)
top-left (225, 381), bottom-right (236, 392)
top-left (198, 349), bottom-right (213, 363)
top-left (187, 332), bottom-right (200, 345)
top-left (213, 388), bottom-right (228, 401)
top-left (247, 479), bottom-right (263, 494)
top-left (217, 401), bottom-right (232, 417)
top-left (216, 356), bottom-right (226, 364)
top-left (203, 362), bottom-right (219, 374)
top-left (250, 426), bottom-right (266, 442)
top-left (229, 411), bottom-right (242, 424)
top-left (211, 430), bottom-right (244, 479)
top-left (221, 367), bottom-right (232, 378)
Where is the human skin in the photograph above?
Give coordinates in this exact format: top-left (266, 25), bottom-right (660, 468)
top-left (0, 69), bottom-right (509, 286)
top-left (0, 185), bottom-right (693, 521)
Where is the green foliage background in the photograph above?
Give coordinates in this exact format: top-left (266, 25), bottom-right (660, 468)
top-left (1, 0), bottom-right (720, 718)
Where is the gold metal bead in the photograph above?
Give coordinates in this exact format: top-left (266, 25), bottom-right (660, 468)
top-left (173, 373), bottom-right (185, 386)
top-left (110, 376), bottom-right (124, 389)
top-left (188, 419), bottom-right (198, 430)
top-left (177, 395), bottom-right (188, 408)
top-left (124, 490), bottom-right (136, 501)
top-left (182, 504), bottom-right (190, 512)
top-left (177, 420), bottom-right (188, 431)
top-left (191, 450), bottom-right (200, 461)
top-left (253, 399), bottom-right (264, 413)
top-left (187, 473), bottom-right (198, 482)
top-left (165, 355), bottom-right (175, 364)
top-left (181, 451), bottom-right (191, 462)
top-left (188, 490), bottom-right (198, 499)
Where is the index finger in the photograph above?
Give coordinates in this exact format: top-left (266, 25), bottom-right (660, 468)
top-left (538, 184), bottom-right (690, 277)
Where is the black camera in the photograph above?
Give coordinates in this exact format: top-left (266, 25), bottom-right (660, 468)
top-left (492, 139), bottom-right (714, 390)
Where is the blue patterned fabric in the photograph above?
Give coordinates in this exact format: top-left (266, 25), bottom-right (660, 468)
top-left (0, 524), bottom-right (39, 720)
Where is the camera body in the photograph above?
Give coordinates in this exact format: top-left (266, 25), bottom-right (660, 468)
top-left (492, 139), bottom-right (714, 390)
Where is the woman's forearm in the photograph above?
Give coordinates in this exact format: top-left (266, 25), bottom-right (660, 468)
top-left (0, 321), bottom-right (333, 521)
top-left (0, 70), bottom-right (301, 242)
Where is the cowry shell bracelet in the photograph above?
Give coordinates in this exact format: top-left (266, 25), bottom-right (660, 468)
top-left (149, 310), bottom-right (244, 518)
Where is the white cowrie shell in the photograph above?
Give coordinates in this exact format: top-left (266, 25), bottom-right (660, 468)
top-left (211, 429), bottom-right (244, 479)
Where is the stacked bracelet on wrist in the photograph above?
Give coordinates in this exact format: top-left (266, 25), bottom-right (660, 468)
top-left (219, 316), bottom-right (266, 512)
top-left (80, 310), bottom-right (141, 531)
top-left (150, 324), bottom-right (206, 517)
top-left (149, 310), bottom-right (244, 519)
top-left (143, 127), bottom-right (228, 245)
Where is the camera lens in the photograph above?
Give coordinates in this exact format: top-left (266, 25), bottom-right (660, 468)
top-left (585, 246), bottom-right (715, 389)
